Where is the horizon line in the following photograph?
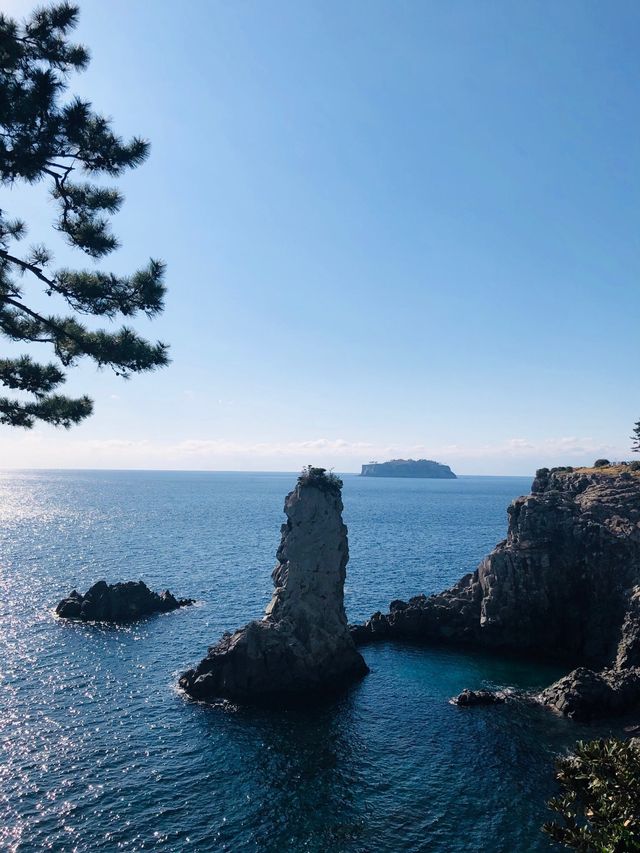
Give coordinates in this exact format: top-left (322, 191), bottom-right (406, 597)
top-left (0, 465), bottom-right (537, 477)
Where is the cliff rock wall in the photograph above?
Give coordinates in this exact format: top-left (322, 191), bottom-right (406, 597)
top-left (354, 470), bottom-right (640, 672)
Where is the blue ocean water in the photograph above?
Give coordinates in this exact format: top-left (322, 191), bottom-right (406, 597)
top-left (0, 471), bottom-right (624, 852)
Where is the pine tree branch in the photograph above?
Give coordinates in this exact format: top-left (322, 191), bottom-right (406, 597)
top-left (0, 3), bottom-right (169, 428)
top-left (0, 392), bottom-right (93, 428)
top-left (1, 296), bottom-right (168, 375)
top-left (0, 249), bottom-right (57, 289)
top-left (1, 249), bottom-right (165, 319)
top-left (0, 355), bottom-right (65, 395)
top-left (42, 166), bottom-right (74, 233)
top-left (1, 294), bottom-right (71, 339)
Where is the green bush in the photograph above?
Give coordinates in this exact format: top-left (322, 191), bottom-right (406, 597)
top-left (543, 738), bottom-right (640, 851)
top-left (593, 459), bottom-right (611, 468)
top-left (297, 465), bottom-right (343, 494)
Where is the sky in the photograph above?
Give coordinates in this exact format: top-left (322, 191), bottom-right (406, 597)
top-left (1, 0), bottom-right (639, 474)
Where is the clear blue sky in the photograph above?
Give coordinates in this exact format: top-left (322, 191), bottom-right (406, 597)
top-left (2, 0), bottom-right (639, 474)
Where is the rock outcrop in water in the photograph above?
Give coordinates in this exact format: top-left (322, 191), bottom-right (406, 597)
top-left (55, 580), bottom-right (194, 622)
top-left (352, 467), bottom-right (640, 719)
top-left (452, 688), bottom-right (506, 707)
top-left (180, 468), bottom-right (369, 704)
top-left (539, 666), bottom-right (640, 721)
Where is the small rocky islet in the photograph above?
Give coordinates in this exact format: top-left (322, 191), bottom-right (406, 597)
top-left (55, 580), bottom-right (194, 622)
top-left (360, 458), bottom-right (457, 478)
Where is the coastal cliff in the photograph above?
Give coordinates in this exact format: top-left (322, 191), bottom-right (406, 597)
top-left (361, 459), bottom-right (457, 479)
top-left (353, 466), bottom-right (640, 718)
top-left (180, 468), bottom-right (368, 703)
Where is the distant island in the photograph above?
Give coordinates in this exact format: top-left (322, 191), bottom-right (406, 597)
top-left (360, 459), bottom-right (457, 479)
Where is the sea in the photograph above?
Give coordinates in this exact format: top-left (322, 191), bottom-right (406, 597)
top-left (0, 470), bottom-right (625, 852)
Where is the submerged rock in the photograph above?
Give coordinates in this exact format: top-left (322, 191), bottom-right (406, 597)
top-left (55, 580), bottom-right (194, 622)
top-left (180, 468), bottom-right (368, 703)
top-left (452, 688), bottom-right (506, 707)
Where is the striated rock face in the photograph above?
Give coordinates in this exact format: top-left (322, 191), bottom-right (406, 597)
top-left (354, 470), bottom-right (640, 669)
top-left (476, 469), bottom-right (640, 666)
top-left (55, 580), bottom-right (194, 622)
top-left (180, 471), bottom-right (368, 703)
top-left (353, 468), bottom-right (640, 718)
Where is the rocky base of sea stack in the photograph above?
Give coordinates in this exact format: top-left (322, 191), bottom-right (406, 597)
top-left (179, 620), bottom-right (368, 703)
top-left (55, 580), bottom-right (194, 622)
top-left (353, 467), bottom-right (640, 720)
top-left (180, 468), bottom-right (368, 704)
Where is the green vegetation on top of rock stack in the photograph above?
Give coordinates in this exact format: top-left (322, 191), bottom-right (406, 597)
top-left (297, 465), bottom-right (343, 495)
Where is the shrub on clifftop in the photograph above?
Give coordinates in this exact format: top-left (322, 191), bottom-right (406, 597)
top-left (543, 738), bottom-right (640, 851)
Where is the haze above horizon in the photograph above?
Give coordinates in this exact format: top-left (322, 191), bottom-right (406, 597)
top-left (1, 0), bottom-right (638, 476)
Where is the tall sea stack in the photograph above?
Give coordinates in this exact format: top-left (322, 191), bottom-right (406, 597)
top-left (180, 468), bottom-right (368, 703)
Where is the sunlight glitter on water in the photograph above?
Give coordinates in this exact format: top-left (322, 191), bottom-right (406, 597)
top-left (0, 471), bottom-right (625, 852)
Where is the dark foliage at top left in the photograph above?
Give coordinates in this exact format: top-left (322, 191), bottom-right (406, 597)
top-left (0, 2), bottom-right (169, 428)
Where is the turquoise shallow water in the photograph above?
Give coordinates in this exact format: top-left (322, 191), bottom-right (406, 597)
top-left (0, 471), bottom-right (626, 852)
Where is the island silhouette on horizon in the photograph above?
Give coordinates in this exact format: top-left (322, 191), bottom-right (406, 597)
top-left (360, 459), bottom-right (457, 479)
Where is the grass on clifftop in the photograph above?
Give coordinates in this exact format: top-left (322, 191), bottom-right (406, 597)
top-left (573, 464), bottom-right (640, 477)
top-left (542, 462), bottom-right (640, 478)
